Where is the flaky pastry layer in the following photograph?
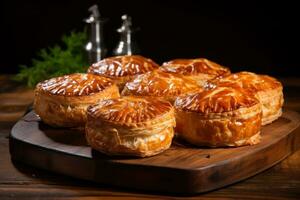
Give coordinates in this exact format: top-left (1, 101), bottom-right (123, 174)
top-left (36, 73), bottom-right (114, 96)
top-left (161, 58), bottom-right (230, 86)
top-left (174, 87), bottom-right (262, 147)
top-left (121, 70), bottom-right (202, 103)
top-left (88, 55), bottom-right (159, 90)
top-left (34, 74), bottom-right (120, 128)
top-left (85, 97), bottom-right (176, 157)
top-left (210, 71), bottom-right (284, 125)
top-left (174, 86), bottom-right (259, 113)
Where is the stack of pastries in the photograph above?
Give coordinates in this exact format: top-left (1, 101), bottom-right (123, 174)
top-left (34, 55), bottom-right (284, 157)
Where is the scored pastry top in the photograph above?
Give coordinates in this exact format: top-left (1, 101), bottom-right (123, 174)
top-left (210, 71), bottom-right (282, 92)
top-left (174, 86), bottom-right (259, 113)
top-left (121, 70), bottom-right (202, 97)
top-left (36, 73), bottom-right (114, 96)
top-left (87, 96), bottom-right (173, 125)
top-left (87, 55), bottom-right (159, 78)
top-left (161, 58), bottom-right (230, 76)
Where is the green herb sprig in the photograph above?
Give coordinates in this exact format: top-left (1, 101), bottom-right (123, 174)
top-left (14, 30), bottom-right (89, 87)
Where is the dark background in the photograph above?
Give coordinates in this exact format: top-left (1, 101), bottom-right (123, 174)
top-left (1, 0), bottom-right (299, 76)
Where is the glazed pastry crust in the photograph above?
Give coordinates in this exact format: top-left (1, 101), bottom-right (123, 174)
top-left (34, 73), bottom-right (120, 128)
top-left (174, 87), bottom-right (262, 147)
top-left (210, 71), bottom-right (284, 125)
top-left (161, 58), bottom-right (230, 86)
top-left (121, 70), bottom-right (202, 103)
top-left (87, 55), bottom-right (159, 89)
top-left (85, 97), bottom-right (176, 157)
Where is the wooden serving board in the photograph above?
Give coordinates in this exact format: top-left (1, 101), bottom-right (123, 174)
top-left (9, 110), bottom-right (300, 194)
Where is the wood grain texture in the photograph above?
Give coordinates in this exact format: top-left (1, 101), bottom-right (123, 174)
top-left (9, 110), bottom-right (300, 194)
top-left (0, 93), bottom-right (33, 121)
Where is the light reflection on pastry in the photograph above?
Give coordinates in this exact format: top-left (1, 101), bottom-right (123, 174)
top-left (121, 70), bottom-right (202, 103)
top-left (161, 58), bottom-right (230, 86)
top-left (34, 73), bottom-right (120, 128)
top-left (174, 87), bottom-right (262, 147)
top-left (87, 55), bottom-right (159, 90)
top-left (85, 96), bottom-right (176, 157)
top-left (210, 71), bottom-right (284, 125)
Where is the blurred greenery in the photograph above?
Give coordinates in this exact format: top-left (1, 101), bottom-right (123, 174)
top-left (14, 30), bottom-right (88, 87)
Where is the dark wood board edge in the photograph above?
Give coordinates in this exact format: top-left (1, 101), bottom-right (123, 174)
top-left (9, 136), bottom-right (196, 194)
top-left (188, 123), bottom-right (300, 193)
top-left (9, 110), bottom-right (300, 195)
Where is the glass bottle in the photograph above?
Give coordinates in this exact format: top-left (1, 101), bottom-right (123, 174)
top-left (113, 15), bottom-right (140, 56)
top-left (84, 5), bottom-right (107, 64)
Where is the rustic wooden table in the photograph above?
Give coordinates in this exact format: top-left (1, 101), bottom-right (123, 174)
top-left (1, 75), bottom-right (300, 200)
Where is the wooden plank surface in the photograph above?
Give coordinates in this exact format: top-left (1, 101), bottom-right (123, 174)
top-left (1, 75), bottom-right (300, 199)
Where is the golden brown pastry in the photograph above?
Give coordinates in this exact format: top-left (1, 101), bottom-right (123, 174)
top-left (210, 71), bottom-right (283, 125)
top-left (121, 70), bottom-right (202, 103)
top-left (174, 87), bottom-right (262, 147)
top-left (87, 55), bottom-right (159, 90)
top-left (85, 96), bottom-right (176, 157)
top-left (34, 73), bottom-right (120, 128)
top-left (161, 58), bottom-right (230, 86)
